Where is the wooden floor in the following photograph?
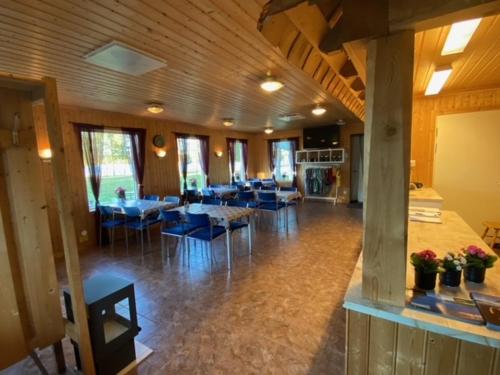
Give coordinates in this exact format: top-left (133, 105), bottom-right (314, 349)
top-left (23, 202), bottom-right (363, 374)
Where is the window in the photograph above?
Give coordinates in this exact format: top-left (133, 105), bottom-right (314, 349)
top-left (275, 141), bottom-right (293, 181)
top-left (231, 141), bottom-right (246, 182)
top-left (83, 131), bottom-right (138, 209)
top-left (177, 137), bottom-right (207, 192)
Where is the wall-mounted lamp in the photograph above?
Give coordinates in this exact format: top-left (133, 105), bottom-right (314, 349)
top-left (39, 148), bottom-right (52, 162)
top-left (155, 149), bottom-right (167, 158)
top-left (214, 150), bottom-right (223, 158)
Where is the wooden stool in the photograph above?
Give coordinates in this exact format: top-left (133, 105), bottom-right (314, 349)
top-left (482, 221), bottom-right (500, 248)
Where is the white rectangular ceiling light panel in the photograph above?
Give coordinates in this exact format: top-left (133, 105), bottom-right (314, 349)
top-left (84, 41), bottom-right (167, 76)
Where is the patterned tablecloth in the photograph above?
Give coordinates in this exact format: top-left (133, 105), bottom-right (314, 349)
top-left (108, 199), bottom-right (176, 218)
top-left (170, 203), bottom-right (254, 228)
top-left (210, 186), bottom-right (238, 197)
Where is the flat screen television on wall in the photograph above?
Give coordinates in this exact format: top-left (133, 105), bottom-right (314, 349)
top-left (303, 125), bottom-right (340, 149)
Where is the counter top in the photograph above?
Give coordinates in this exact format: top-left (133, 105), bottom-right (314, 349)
top-left (409, 188), bottom-right (443, 208)
top-left (344, 210), bottom-right (500, 348)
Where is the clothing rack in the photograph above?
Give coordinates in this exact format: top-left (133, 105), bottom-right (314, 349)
top-left (303, 166), bottom-right (339, 205)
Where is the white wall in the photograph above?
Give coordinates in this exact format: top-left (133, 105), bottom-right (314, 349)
top-left (434, 109), bottom-right (500, 236)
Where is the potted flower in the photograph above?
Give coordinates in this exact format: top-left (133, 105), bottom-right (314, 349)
top-left (410, 249), bottom-right (441, 290)
top-left (463, 245), bottom-right (498, 283)
top-left (440, 252), bottom-right (466, 287)
top-left (115, 187), bottom-right (126, 200)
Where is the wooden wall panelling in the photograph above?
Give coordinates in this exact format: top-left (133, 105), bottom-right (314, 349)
top-left (2, 148), bottom-right (64, 349)
top-left (411, 87), bottom-right (500, 187)
top-left (346, 313), bottom-right (500, 374)
top-left (345, 310), bottom-right (370, 375)
top-left (395, 325), bottom-right (426, 374)
top-left (0, 193), bottom-right (28, 369)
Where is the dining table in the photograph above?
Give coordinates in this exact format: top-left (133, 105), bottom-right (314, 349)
top-left (170, 203), bottom-right (255, 270)
top-left (252, 190), bottom-right (302, 232)
top-left (108, 199), bottom-right (176, 218)
top-left (209, 185), bottom-right (239, 198)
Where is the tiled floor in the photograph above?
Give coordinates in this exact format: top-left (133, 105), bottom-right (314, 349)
top-left (22, 202), bottom-right (363, 374)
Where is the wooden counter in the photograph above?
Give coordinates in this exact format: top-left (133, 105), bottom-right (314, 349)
top-left (344, 211), bottom-right (500, 374)
top-left (409, 187), bottom-right (443, 209)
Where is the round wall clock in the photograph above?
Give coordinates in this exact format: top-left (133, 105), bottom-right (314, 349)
top-left (153, 134), bottom-right (165, 148)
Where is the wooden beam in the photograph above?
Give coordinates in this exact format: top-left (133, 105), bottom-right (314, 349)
top-left (389, 0), bottom-right (500, 32)
top-left (362, 30), bottom-right (414, 306)
top-left (343, 40), bottom-right (367, 84)
top-left (350, 76), bottom-right (365, 91)
top-left (339, 59), bottom-right (357, 78)
top-left (258, 0), bottom-right (309, 30)
top-left (41, 77), bottom-right (95, 374)
top-left (319, 0), bottom-right (389, 54)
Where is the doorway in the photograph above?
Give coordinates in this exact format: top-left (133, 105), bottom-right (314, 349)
top-left (350, 134), bottom-right (364, 205)
top-left (433, 109), bottom-right (500, 235)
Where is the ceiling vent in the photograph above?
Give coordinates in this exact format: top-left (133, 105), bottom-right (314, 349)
top-left (84, 41), bottom-right (167, 76)
top-left (278, 113), bottom-right (306, 122)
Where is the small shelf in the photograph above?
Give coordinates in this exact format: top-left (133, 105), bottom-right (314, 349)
top-left (296, 148), bottom-right (345, 164)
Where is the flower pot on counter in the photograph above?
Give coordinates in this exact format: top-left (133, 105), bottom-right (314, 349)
top-left (440, 270), bottom-right (462, 287)
top-left (464, 266), bottom-right (486, 283)
top-left (415, 271), bottom-right (437, 290)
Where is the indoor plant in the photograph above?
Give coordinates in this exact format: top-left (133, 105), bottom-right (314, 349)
top-left (410, 249), bottom-right (441, 290)
top-left (463, 245), bottom-right (497, 283)
top-left (440, 252), bottom-right (466, 287)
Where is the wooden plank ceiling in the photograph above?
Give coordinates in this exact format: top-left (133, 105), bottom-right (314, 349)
top-left (0, 0), bottom-right (360, 132)
top-left (414, 14), bottom-right (500, 95)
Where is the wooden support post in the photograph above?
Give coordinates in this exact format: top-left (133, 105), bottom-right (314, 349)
top-left (362, 30), bottom-right (414, 306)
top-left (41, 77), bottom-right (95, 374)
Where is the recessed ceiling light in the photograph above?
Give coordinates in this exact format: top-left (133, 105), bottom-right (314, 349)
top-left (425, 67), bottom-right (453, 96)
top-left (312, 104), bottom-right (327, 116)
top-left (264, 127), bottom-right (274, 134)
top-left (260, 73), bottom-right (284, 93)
top-left (441, 18), bottom-right (481, 56)
top-left (222, 118), bottom-right (234, 127)
top-left (147, 103), bottom-right (164, 114)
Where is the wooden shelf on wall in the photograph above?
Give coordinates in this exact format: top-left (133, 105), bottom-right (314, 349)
top-left (296, 148), bottom-right (345, 164)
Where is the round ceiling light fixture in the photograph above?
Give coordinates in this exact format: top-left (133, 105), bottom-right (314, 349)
top-left (312, 104), bottom-right (327, 116)
top-left (222, 118), bottom-right (234, 127)
top-left (147, 102), bottom-right (164, 114)
top-left (260, 72), bottom-right (284, 93)
top-left (264, 127), bottom-right (274, 134)
top-left (336, 119), bottom-right (346, 125)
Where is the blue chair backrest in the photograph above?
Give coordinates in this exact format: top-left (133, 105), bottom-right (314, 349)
top-left (258, 191), bottom-right (277, 203)
top-left (226, 199), bottom-right (248, 208)
top-left (123, 206), bottom-right (142, 218)
top-left (261, 185), bottom-right (277, 191)
top-left (186, 213), bottom-right (210, 227)
top-left (238, 191), bottom-right (255, 201)
top-left (144, 194), bottom-right (160, 201)
top-left (97, 204), bottom-right (115, 216)
top-left (201, 197), bottom-right (221, 205)
top-left (160, 209), bottom-right (181, 223)
top-left (164, 196), bottom-right (181, 205)
top-left (279, 186), bottom-right (297, 192)
top-left (251, 181), bottom-right (262, 189)
top-left (201, 188), bottom-right (215, 197)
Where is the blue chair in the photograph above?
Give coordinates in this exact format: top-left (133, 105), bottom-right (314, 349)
top-left (237, 191), bottom-right (258, 208)
top-left (144, 194), bottom-right (160, 201)
top-left (186, 213), bottom-right (226, 263)
top-left (163, 195), bottom-right (181, 206)
top-left (123, 206), bottom-right (161, 255)
top-left (279, 186), bottom-right (298, 192)
top-left (184, 189), bottom-right (199, 203)
top-left (261, 185), bottom-right (277, 191)
top-left (251, 181), bottom-right (263, 189)
top-left (257, 191), bottom-right (286, 230)
top-left (159, 210), bottom-right (201, 257)
top-left (97, 205), bottom-right (125, 249)
top-left (201, 197), bottom-right (222, 205)
top-left (201, 188), bottom-right (215, 198)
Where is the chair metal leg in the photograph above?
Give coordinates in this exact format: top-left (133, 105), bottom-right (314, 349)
top-left (147, 226), bottom-right (152, 251)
